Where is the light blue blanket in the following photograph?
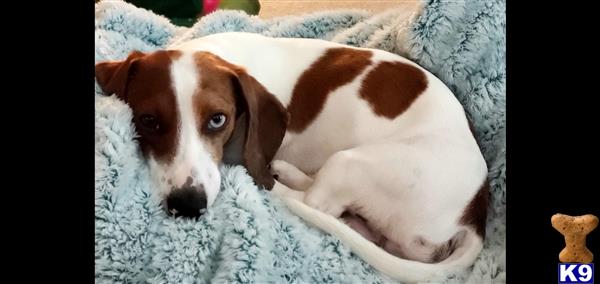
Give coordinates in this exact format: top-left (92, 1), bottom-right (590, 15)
top-left (95, 1), bottom-right (505, 283)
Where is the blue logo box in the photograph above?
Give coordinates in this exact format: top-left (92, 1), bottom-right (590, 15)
top-left (559, 263), bottom-right (594, 284)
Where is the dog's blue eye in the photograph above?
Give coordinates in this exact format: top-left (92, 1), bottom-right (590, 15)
top-left (208, 113), bottom-right (226, 130)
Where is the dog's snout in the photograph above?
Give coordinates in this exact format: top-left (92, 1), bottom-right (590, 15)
top-left (166, 185), bottom-right (207, 218)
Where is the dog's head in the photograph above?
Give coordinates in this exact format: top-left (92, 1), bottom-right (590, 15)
top-left (95, 50), bottom-right (288, 218)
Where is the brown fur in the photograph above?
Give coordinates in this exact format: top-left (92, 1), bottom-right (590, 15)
top-left (96, 50), bottom-right (288, 190)
top-left (95, 50), bottom-right (182, 162)
top-left (460, 180), bottom-right (489, 237)
top-left (287, 47), bottom-right (373, 132)
top-left (194, 52), bottom-right (289, 189)
top-left (359, 61), bottom-right (428, 118)
top-left (192, 53), bottom-right (239, 162)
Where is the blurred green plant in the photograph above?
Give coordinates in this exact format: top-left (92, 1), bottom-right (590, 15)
top-left (125, 0), bottom-right (259, 27)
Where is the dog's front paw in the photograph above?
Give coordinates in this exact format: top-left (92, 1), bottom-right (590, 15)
top-left (269, 160), bottom-right (287, 180)
top-left (269, 160), bottom-right (313, 191)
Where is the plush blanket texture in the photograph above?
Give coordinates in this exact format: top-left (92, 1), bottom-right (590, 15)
top-left (95, 0), bottom-right (506, 283)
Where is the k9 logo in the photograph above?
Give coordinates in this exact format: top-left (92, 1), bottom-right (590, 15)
top-left (559, 263), bottom-right (594, 283)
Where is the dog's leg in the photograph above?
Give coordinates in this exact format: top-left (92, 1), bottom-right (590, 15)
top-left (298, 149), bottom-right (376, 218)
top-left (271, 179), bottom-right (306, 201)
top-left (299, 142), bottom-right (434, 222)
top-left (274, 140), bottom-right (486, 280)
top-left (270, 160), bottom-right (314, 191)
top-left (271, 149), bottom-right (377, 218)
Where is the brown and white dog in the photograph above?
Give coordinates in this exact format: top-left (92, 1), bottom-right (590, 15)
top-left (95, 32), bottom-right (488, 282)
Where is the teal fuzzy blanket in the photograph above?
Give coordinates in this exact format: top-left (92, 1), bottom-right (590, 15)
top-left (95, 1), bottom-right (506, 283)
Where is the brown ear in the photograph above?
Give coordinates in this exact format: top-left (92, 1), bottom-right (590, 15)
top-left (226, 70), bottom-right (289, 190)
top-left (95, 51), bottom-right (145, 101)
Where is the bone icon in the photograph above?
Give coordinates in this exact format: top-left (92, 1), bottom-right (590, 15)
top-left (551, 213), bottom-right (598, 263)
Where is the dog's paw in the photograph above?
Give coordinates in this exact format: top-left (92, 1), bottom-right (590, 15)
top-left (269, 160), bottom-right (313, 191)
top-left (269, 160), bottom-right (288, 180)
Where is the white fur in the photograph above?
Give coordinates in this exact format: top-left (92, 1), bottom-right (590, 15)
top-left (148, 52), bottom-right (221, 207)
top-left (170, 32), bottom-right (488, 282)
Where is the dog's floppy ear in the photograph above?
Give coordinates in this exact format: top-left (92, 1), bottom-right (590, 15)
top-left (224, 69), bottom-right (289, 190)
top-left (95, 51), bottom-right (145, 101)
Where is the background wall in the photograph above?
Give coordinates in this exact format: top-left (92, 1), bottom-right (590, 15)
top-left (258, 0), bottom-right (420, 19)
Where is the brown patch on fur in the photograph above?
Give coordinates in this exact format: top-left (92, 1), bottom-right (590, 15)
top-left (95, 50), bottom-right (182, 162)
top-left (192, 53), bottom-right (239, 162)
top-left (95, 51), bottom-right (145, 100)
top-left (459, 119), bottom-right (489, 239)
top-left (359, 61), bottom-right (428, 118)
top-left (193, 52), bottom-right (289, 189)
top-left (287, 47), bottom-right (373, 132)
top-left (460, 179), bottom-right (489, 237)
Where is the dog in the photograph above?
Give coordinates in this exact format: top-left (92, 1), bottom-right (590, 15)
top-left (95, 32), bottom-right (488, 282)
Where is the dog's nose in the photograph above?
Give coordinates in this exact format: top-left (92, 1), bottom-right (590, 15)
top-left (166, 186), bottom-right (207, 218)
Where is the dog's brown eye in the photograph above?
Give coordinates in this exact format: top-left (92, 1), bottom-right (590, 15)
top-left (139, 114), bottom-right (159, 131)
top-left (207, 113), bottom-right (226, 130)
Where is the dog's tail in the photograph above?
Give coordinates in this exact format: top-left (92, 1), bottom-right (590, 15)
top-left (281, 197), bottom-right (483, 283)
